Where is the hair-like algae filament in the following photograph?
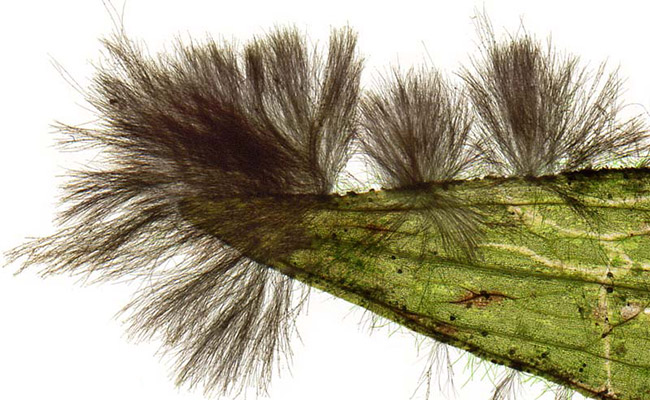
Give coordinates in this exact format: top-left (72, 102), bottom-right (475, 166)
top-left (183, 167), bottom-right (650, 400)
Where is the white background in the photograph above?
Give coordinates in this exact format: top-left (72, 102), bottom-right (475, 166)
top-left (1, 1), bottom-right (650, 399)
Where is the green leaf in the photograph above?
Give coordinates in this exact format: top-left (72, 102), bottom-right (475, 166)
top-left (182, 167), bottom-right (650, 400)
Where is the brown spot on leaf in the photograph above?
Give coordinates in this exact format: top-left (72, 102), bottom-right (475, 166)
top-left (450, 288), bottom-right (514, 309)
top-left (436, 323), bottom-right (459, 336)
